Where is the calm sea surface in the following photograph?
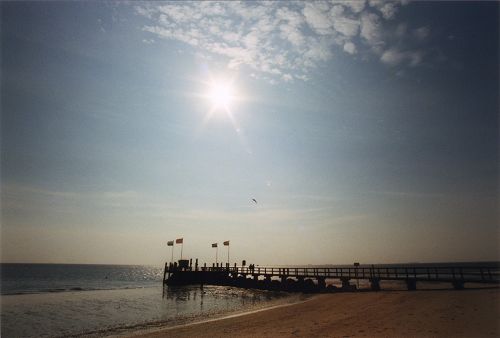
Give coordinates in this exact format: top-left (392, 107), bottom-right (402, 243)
top-left (0, 264), bottom-right (297, 337)
top-left (2, 262), bottom-right (496, 337)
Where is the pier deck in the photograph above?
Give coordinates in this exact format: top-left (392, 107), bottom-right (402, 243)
top-left (163, 263), bottom-right (500, 292)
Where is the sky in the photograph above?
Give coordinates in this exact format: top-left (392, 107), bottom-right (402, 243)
top-left (1, 1), bottom-right (498, 266)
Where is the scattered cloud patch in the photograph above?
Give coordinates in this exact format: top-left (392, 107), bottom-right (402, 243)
top-left (343, 41), bottom-right (357, 54)
top-left (381, 48), bottom-right (424, 67)
top-left (360, 12), bottom-right (383, 46)
top-left (135, 1), bottom-right (430, 82)
top-left (370, 1), bottom-right (399, 20)
top-left (414, 26), bottom-right (430, 40)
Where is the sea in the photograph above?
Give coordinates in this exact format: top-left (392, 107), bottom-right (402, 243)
top-left (2, 262), bottom-right (497, 337)
top-left (0, 264), bottom-right (299, 338)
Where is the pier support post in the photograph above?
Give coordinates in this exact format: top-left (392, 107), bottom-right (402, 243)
top-left (252, 274), bottom-right (259, 288)
top-left (317, 277), bottom-right (326, 290)
top-left (280, 275), bottom-right (287, 289)
top-left (452, 280), bottom-right (464, 290)
top-left (369, 278), bottom-right (381, 291)
top-left (340, 277), bottom-right (352, 291)
top-left (406, 279), bottom-right (417, 291)
top-left (265, 275), bottom-right (271, 284)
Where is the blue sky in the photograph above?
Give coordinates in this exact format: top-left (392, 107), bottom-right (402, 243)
top-left (1, 1), bottom-right (498, 265)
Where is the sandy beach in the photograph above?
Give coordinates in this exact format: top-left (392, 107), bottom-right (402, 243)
top-left (129, 287), bottom-right (499, 338)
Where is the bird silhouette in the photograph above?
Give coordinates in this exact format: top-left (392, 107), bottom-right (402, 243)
top-left (252, 198), bottom-right (257, 204)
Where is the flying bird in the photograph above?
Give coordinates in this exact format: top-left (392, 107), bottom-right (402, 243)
top-left (252, 198), bottom-right (257, 204)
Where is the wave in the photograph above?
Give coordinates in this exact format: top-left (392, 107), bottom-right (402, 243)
top-left (1, 284), bottom-right (159, 296)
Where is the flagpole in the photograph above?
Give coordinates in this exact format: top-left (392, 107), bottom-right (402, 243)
top-left (171, 244), bottom-right (174, 263)
top-left (227, 244), bottom-right (230, 266)
top-left (216, 246), bottom-right (218, 265)
top-left (181, 242), bottom-right (183, 260)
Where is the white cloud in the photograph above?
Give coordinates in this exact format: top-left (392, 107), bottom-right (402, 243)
top-left (360, 12), bottom-right (383, 46)
top-left (303, 2), bottom-right (334, 35)
top-left (381, 48), bottom-right (406, 65)
top-left (379, 3), bottom-right (398, 19)
top-left (344, 41), bottom-right (357, 54)
top-left (340, 0), bottom-right (366, 14)
top-left (135, 1), bottom-right (430, 82)
top-left (282, 73), bottom-right (293, 82)
top-left (381, 48), bottom-right (424, 67)
top-left (333, 17), bottom-right (360, 37)
top-left (280, 23), bottom-right (306, 46)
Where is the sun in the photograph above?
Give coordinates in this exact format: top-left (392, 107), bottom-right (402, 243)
top-left (197, 73), bottom-right (250, 151)
top-left (197, 73), bottom-right (244, 130)
top-left (208, 82), bottom-right (234, 109)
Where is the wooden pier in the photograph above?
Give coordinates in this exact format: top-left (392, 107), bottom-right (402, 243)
top-left (163, 261), bottom-right (500, 292)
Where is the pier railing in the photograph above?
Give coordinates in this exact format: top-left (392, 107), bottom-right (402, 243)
top-left (165, 264), bottom-right (500, 284)
top-left (229, 266), bottom-right (500, 283)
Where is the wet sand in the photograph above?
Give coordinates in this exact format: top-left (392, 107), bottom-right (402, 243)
top-left (129, 287), bottom-right (499, 337)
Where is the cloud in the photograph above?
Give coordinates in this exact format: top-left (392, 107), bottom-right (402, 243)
top-left (380, 3), bottom-right (397, 19)
top-left (303, 2), bottom-right (333, 35)
top-left (369, 0), bottom-right (409, 19)
top-left (341, 0), bottom-right (367, 14)
top-left (381, 48), bottom-right (406, 65)
top-left (381, 48), bottom-right (424, 67)
top-left (360, 12), bottom-right (383, 46)
top-left (135, 1), bottom-right (431, 82)
top-left (414, 26), bottom-right (430, 40)
top-left (344, 41), bottom-right (357, 54)
top-left (334, 17), bottom-right (360, 37)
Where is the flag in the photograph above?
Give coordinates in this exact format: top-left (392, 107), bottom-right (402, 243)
top-left (223, 241), bottom-right (230, 246)
top-left (167, 241), bottom-right (174, 246)
top-left (176, 238), bottom-right (183, 244)
top-left (212, 243), bottom-right (218, 248)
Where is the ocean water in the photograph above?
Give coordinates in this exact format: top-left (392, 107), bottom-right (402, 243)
top-left (0, 264), bottom-right (296, 338)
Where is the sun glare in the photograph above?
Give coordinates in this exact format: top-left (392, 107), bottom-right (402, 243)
top-left (208, 82), bottom-right (234, 109)
top-left (198, 74), bottom-right (245, 136)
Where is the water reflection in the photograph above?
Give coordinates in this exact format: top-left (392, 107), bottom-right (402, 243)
top-left (161, 284), bottom-right (290, 318)
top-left (164, 285), bottom-right (192, 301)
top-left (2, 284), bottom-right (295, 338)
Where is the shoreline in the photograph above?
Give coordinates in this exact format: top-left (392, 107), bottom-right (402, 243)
top-left (124, 287), bottom-right (500, 338)
top-left (111, 294), bottom-right (315, 337)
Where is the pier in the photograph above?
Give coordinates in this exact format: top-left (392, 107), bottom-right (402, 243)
top-left (163, 261), bottom-right (500, 292)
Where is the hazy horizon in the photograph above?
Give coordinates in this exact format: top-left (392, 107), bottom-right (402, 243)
top-left (1, 1), bottom-right (498, 266)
